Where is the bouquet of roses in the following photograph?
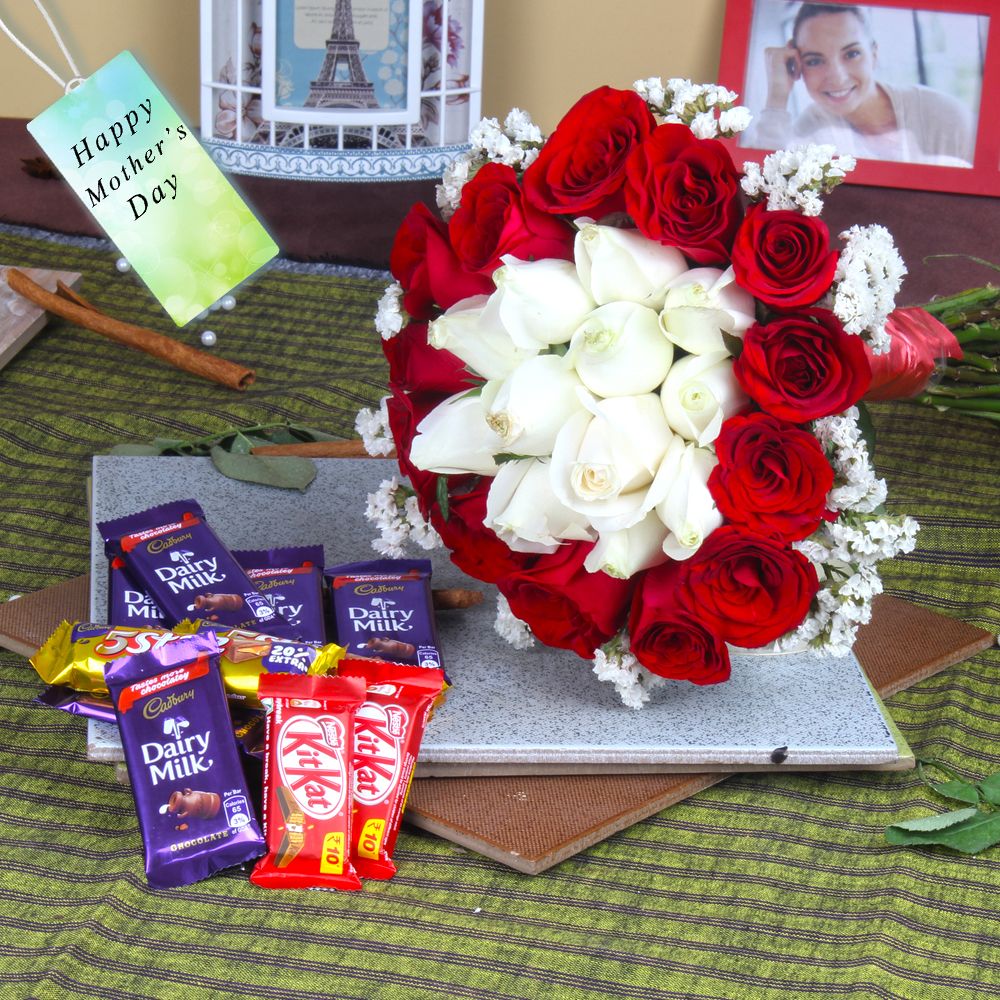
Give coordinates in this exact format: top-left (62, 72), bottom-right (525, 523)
top-left (356, 78), bottom-right (920, 707)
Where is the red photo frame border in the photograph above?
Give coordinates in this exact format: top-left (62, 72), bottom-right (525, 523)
top-left (718, 0), bottom-right (1000, 196)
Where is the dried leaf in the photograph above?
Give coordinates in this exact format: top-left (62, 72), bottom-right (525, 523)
top-left (209, 447), bottom-right (316, 491)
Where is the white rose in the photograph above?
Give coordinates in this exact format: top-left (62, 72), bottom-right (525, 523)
top-left (659, 266), bottom-right (756, 355)
top-left (482, 354), bottom-right (585, 456)
top-left (550, 391), bottom-right (674, 532)
top-left (491, 256), bottom-right (595, 349)
top-left (574, 221), bottom-right (687, 309)
top-left (484, 458), bottom-right (594, 553)
top-left (408, 390), bottom-right (504, 476)
top-left (428, 294), bottom-right (536, 380)
top-left (646, 436), bottom-right (722, 560)
top-left (568, 301), bottom-right (673, 397)
top-left (660, 350), bottom-right (749, 446)
top-left (583, 511), bottom-right (670, 578)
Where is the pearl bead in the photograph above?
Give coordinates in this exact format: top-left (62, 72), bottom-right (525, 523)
top-left (200, 330), bottom-right (217, 347)
top-left (220, 294), bottom-right (237, 311)
top-left (115, 257), bottom-right (131, 273)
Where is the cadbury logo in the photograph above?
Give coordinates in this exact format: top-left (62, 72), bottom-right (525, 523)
top-left (354, 583), bottom-right (404, 596)
top-left (148, 532), bottom-right (193, 554)
top-left (142, 689), bottom-right (195, 720)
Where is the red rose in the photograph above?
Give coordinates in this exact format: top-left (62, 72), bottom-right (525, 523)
top-left (677, 525), bottom-right (819, 648)
top-left (734, 310), bottom-right (872, 422)
top-left (496, 542), bottom-right (633, 658)
top-left (389, 202), bottom-right (492, 319)
top-left (708, 412), bottom-right (835, 543)
top-left (383, 321), bottom-right (472, 396)
top-left (731, 204), bottom-right (838, 309)
top-left (431, 479), bottom-right (536, 585)
top-left (624, 124), bottom-right (743, 264)
top-left (448, 162), bottom-right (574, 277)
top-left (864, 306), bottom-right (962, 401)
top-left (522, 86), bottom-right (655, 218)
top-left (628, 572), bottom-right (731, 684)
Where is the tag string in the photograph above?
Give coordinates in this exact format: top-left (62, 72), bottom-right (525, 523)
top-left (0, 0), bottom-right (84, 94)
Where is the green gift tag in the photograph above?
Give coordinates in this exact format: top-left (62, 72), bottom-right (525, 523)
top-left (27, 50), bottom-right (278, 326)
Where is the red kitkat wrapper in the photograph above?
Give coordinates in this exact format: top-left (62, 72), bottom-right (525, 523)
top-left (251, 673), bottom-right (366, 891)
top-left (338, 659), bottom-right (447, 880)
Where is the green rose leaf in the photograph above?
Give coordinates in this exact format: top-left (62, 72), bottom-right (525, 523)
top-left (209, 447), bottom-right (316, 492)
top-left (436, 476), bottom-right (450, 521)
top-left (886, 809), bottom-right (1000, 855)
top-left (977, 773), bottom-right (1000, 806)
top-left (931, 780), bottom-right (981, 805)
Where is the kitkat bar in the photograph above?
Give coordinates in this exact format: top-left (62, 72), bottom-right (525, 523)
top-left (338, 659), bottom-right (446, 880)
top-left (98, 499), bottom-right (300, 639)
top-left (325, 559), bottom-right (442, 669)
top-left (251, 673), bottom-right (367, 891)
top-left (104, 631), bottom-right (265, 889)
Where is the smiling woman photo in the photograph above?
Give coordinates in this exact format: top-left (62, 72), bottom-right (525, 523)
top-left (742, 2), bottom-right (979, 165)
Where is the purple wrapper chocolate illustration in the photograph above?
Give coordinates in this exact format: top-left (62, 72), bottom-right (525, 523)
top-left (108, 544), bottom-right (326, 642)
top-left (325, 559), bottom-right (442, 669)
top-left (104, 630), bottom-right (265, 889)
top-left (99, 500), bottom-right (300, 639)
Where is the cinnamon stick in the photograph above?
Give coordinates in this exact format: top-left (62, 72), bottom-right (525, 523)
top-left (251, 440), bottom-right (392, 458)
top-left (56, 280), bottom-right (99, 312)
top-left (432, 588), bottom-right (484, 610)
top-left (6, 268), bottom-right (255, 391)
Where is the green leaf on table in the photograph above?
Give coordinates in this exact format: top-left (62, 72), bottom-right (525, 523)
top-left (209, 446), bottom-right (316, 492)
top-left (886, 809), bottom-right (1000, 855)
top-left (886, 807), bottom-right (978, 835)
top-left (931, 780), bottom-right (980, 805)
top-left (107, 443), bottom-right (163, 456)
top-left (978, 773), bottom-right (1000, 806)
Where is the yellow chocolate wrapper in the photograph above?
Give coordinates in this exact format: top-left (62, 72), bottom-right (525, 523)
top-left (30, 621), bottom-right (345, 708)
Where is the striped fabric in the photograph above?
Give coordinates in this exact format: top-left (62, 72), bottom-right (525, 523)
top-left (0, 228), bottom-right (997, 1000)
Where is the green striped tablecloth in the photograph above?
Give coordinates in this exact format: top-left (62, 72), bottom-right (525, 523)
top-left (0, 228), bottom-right (997, 1000)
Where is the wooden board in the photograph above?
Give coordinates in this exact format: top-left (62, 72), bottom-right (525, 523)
top-left (0, 266), bottom-right (81, 369)
top-left (0, 581), bottom-right (993, 873)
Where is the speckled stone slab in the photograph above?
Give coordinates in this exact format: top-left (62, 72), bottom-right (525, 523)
top-left (89, 457), bottom-right (902, 773)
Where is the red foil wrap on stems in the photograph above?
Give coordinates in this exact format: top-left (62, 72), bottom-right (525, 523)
top-left (251, 673), bottom-right (366, 891)
top-left (864, 307), bottom-right (964, 401)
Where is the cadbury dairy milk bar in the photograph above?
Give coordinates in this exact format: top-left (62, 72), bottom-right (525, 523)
top-left (325, 559), bottom-right (442, 669)
top-left (104, 631), bottom-right (265, 888)
top-left (109, 546), bottom-right (327, 642)
top-left (99, 500), bottom-right (300, 639)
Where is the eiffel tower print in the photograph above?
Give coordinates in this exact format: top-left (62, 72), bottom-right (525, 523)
top-left (304, 0), bottom-right (380, 111)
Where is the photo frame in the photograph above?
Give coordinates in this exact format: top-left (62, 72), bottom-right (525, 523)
top-left (260, 0), bottom-right (423, 126)
top-left (719, 0), bottom-right (1000, 196)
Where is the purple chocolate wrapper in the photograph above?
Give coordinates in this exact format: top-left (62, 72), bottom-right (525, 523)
top-left (325, 559), bottom-right (442, 669)
top-left (109, 546), bottom-right (327, 641)
top-left (33, 684), bottom-right (118, 723)
top-left (236, 546), bottom-right (326, 644)
top-left (99, 499), bottom-right (300, 639)
top-left (104, 631), bottom-right (265, 888)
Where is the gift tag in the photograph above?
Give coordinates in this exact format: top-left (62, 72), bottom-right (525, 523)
top-left (27, 51), bottom-right (278, 326)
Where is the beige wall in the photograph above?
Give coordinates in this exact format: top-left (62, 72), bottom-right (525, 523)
top-left (0, 0), bottom-right (726, 132)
